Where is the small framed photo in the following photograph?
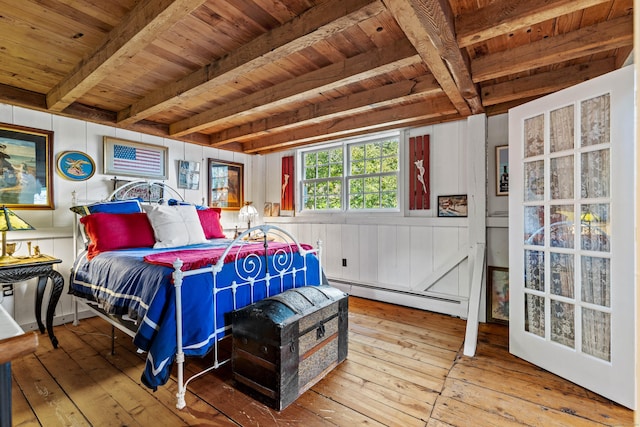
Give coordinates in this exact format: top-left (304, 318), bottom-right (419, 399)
top-left (104, 136), bottom-right (168, 180)
top-left (437, 195), bottom-right (467, 217)
top-left (264, 202), bottom-right (272, 217)
top-left (178, 160), bottom-right (200, 190)
top-left (487, 267), bottom-right (509, 324)
top-left (271, 202), bottom-right (280, 216)
top-left (496, 145), bottom-right (509, 196)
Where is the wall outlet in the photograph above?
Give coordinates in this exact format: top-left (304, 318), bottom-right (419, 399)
top-left (342, 258), bottom-right (347, 267)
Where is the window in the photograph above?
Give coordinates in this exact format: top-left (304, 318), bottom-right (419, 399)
top-left (301, 133), bottom-right (400, 212)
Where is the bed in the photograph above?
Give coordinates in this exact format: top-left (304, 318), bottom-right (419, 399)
top-left (69, 181), bottom-right (324, 409)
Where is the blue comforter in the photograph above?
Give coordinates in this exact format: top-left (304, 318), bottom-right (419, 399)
top-left (69, 239), bottom-right (321, 389)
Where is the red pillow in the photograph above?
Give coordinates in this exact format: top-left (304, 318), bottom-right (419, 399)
top-left (197, 208), bottom-right (225, 239)
top-left (81, 212), bottom-right (156, 260)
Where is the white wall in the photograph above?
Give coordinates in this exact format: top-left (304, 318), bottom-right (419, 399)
top-left (0, 103), bottom-right (252, 330)
top-left (0, 100), bottom-right (510, 327)
top-left (261, 118), bottom-right (494, 318)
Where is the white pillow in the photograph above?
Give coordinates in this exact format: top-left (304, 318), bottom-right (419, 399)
top-left (144, 204), bottom-right (207, 248)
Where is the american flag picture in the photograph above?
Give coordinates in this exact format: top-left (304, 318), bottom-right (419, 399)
top-left (106, 138), bottom-right (167, 179)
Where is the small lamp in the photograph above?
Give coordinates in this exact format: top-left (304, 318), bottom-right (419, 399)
top-left (0, 206), bottom-right (35, 264)
top-left (239, 201), bottom-right (259, 233)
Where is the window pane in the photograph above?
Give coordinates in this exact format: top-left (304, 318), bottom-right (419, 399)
top-left (382, 140), bottom-right (398, 156)
top-left (381, 192), bottom-right (397, 208)
top-left (365, 193), bottom-right (379, 208)
top-left (305, 167), bottom-right (316, 180)
top-left (365, 159), bottom-right (380, 174)
top-left (364, 177), bottom-right (379, 193)
top-left (304, 197), bottom-right (314, 210)
top-left (317, 151), bottom-right (329, 165)
top-left (365, 142), bottom-right (380, 158)
top-left (349, 194), bottom-right (363, 209)
top-left (351, 160), bottom-right (365, 175)
top-left (305, 152), bottom-right (316, 167)
top-left (330, 163), bottom-right (343, 177)
top-left (382, 156), bottom-right (398, 173)
top-left (330, 148), bottom-right (342, 163)
top-left (350, 145), bottom-right (364, 160)
top-left (328, 195), bottom-right (341, 209)
top-left (381, 175), bottom-right (396, 191)
top-left (328, 180), bottom-right (341, 195)
top-left (349, 178), bottom-right (363, 193)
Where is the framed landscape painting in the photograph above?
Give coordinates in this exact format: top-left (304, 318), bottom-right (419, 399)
top-left (0, 123), bottom-right (54, 209)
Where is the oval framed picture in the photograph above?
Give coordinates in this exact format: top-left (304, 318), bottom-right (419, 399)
top-left (56, 151), bottom-right (96, 181)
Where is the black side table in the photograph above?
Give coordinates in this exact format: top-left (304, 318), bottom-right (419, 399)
top-left (0, 255), bottom-right (63, 348)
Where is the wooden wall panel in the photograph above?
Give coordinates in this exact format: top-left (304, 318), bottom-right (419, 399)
top-left (408, 134), bottom-right (430, 210)
top-left (281, 155), bottom-right (294, 211)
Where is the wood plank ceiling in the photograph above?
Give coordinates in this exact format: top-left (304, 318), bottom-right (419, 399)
top-left (0, 0), bottom-right (633, 154)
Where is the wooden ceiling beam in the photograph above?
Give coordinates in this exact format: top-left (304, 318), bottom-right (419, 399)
top-left (383, 0), bottom-right (482, 115)
top-left (169, 39), bottom-right (421, 136)
top-left (456, 0), bottom-right (611, 48)
top-left (243, 94), bottom-right (457, 153)
top-left (210, 74), bottom-right (441, 147)
top-left (481, 58), bottom-right (616, 106)
top-left (46, 0), bottom-right (208, 112)
top-left (472, 14), bottom-right (633, 82)
top-left (117, 0), bottom-right (386, 125)
top-left (249, 112), bottom-right (463, 154)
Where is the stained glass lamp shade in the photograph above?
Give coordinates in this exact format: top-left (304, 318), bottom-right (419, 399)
top-left (0, 206), bottom-right (35, 264)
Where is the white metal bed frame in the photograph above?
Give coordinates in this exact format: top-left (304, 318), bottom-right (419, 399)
top-left (71, 181), bottom-right (323, 409)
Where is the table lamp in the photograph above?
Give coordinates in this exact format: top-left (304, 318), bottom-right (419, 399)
top-left (239, 201), bottom-right (259, 233)
top-left (0, 206), bottom-right (35, 264)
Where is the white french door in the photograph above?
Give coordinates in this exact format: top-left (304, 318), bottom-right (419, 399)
top-left (508, 65), bottom-right (635, 409)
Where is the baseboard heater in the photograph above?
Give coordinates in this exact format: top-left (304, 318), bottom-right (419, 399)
top-left (327, 278), bottom-right (463, 305)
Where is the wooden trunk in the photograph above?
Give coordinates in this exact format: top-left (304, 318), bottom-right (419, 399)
top-left (232, 285), bottom-right (348, 410)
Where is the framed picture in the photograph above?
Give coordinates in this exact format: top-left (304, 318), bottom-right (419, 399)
top-left (178, 160), bottom-right (200, 190)
top-left (103, 136), bottom-right (168, 180)
top-left (112, 179), bottom-right (164, 203)
top-left (487, 267), bottom-right (509, 325)
top-left (56, 151), bottom-right (95, 181)
top-left (0, 123), bottom-right (54, 209)
top-left (496, 145), bottom-right (509, 196)
top-left (437, 195), bottom-right (467, 217)
top-left (208, 159), bottom-right (243, 210)
top-left (264, 202), bottom-right (272, 217)
top-left (271, 202), bottom-right (280, 217)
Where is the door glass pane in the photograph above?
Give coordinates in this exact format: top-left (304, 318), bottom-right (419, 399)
top-left (524, 250), bottom-right (544, 291)
top-left (550, 155), bottom-right (573, 199)
top-left (580, 203), bottom-right (610, 252)
top-left (581, 256), bottom-right (611, 307)
top-left (524, 114), bottom-right (545, 157)
top-left (551, 300), bottom-right (575, 348)
top-left (525, 294), bottom-right (545, 337)
top-left (550, 205), bottom-right (575, 248)
top-left (524, 160), bottom-right (544, 201)
top-left (581, 149), bottom-right (610, 199)
top-left (582, 308), bottom-right (611, 361)
top-left (524, 206), bottom-right (544, 245)
top-left (581, 94), bottom-right (610, 147)
top-left (550, 252), bottom-right (574, 298)
top-left (550, 105), bottom-right (574, 152)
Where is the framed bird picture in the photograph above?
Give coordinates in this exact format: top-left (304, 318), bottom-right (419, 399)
top-left (56, 151), bottom-right (96, 181)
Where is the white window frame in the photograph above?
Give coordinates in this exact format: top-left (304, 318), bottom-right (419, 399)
top-left (297, 131), bottom-right (401, 214)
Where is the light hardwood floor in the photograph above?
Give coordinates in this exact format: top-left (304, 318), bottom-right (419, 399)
top-left (11, 297), bottom-right (635, 426)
